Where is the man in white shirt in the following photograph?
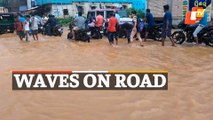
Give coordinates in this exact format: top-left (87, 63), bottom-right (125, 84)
top-left (31, 14), bottom-right (39, 40)
top-left (24, 15), bottom-right (31, 42)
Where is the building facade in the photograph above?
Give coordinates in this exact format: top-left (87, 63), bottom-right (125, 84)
top-left (33, 0), bottom-right (146, 18)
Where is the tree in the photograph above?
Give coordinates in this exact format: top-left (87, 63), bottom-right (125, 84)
top-left (127, 8), bottom-right (145, 19)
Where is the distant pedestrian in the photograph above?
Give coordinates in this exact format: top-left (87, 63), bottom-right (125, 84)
top-left (107, 13), bottom-right (118, 46)
top-left (115, 11), bottom-right (121, 42)
top-left (24, 15), bottom-right (31, 42)
top-left (14, 16), bottom-right (24, 41)
top-left (161, 5), bottom-right (176, 47)
top-left (88, 16), bottom-right (96, 37)
top-left (95, 12), bottom-right (105, 39)
top-left (130, 10), bottom-right (143, 47)
top-left (121, 22), bottom-right (133, 43)
top-left (74, 12), bottom-right (78, 19)
top-left (18, 13), bottom-right (26, 23)
top-left (115, 11), bottom-right (120, 24)
top-left (72, 12), bottom-right (86, 40)
top-left (193, 5), bottom-right (208, 45)
top-left (31, 14), bottom-right (39, 40)
top-left (42, 14), bottom-right (48, 25)
top-left (144, 9), bottom-right (155, 41)
top-left (44, 14), bottom-right (57, 36)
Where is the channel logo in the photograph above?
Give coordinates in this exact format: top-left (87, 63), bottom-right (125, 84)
top-left (185, 7), bottom-right (205, 24)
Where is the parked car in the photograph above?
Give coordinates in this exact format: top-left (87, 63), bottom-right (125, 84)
top-left (0, 13), bottom-right (15, 34)
top-left (87, 9), bottom-right (133, 36)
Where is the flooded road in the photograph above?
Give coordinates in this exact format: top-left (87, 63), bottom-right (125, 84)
top-left (0, 29), bottom-right (213, 120)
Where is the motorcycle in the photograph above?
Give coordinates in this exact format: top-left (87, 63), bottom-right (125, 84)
top-left (42, 24), bottom-right (63, 36)
top-left (67, 23), bottom-right (90, 42)
top-left (67, 29), bottom-right (90, 42)
top-left (67, 25), bottom-right (90, 42)
top-left (90, 27), bottom-right (102, 39)
top-left (52, 25), bottom-right (63, 36)
top-left (172, 20), bottom-right (213, 47)
top-left (140, 23), bottom-right (163, 41)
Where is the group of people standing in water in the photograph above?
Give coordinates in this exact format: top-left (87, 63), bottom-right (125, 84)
top-left (14, 14), bottom-right (40, 42)
top-left (107, 4), bottom-right (176, 47)
top-left (14, 4), bottom-right (209, 47)
top-left (70, 4), bottom-right (177, 47)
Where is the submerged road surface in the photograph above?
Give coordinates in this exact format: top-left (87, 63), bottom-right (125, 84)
top-left (0, 30), bottom-right (213, 120)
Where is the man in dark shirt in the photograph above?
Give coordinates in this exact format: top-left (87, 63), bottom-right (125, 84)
top-left (121, 22), bottom-right (133, 43)
top-left (161, 5), bottom-right (176, 47)
top-left (144, 9), bottom-right (155, 41)
top-left (45, 14), bottom-right (57, 35)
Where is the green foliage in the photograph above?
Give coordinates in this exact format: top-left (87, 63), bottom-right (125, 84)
top-left (57, 17), bottom-right (73, 26)
top-left (127, 8), bottom-right (145, 19)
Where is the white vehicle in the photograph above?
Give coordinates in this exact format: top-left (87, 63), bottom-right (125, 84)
top-left (117, 10), bottom-right (133, 25)
top-left (87, 9), bottom-right (132, 35)
top-left (87, 9), bottom-right (132, 24)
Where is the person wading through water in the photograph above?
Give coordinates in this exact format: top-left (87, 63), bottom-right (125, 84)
top-left (130, 10), bottom-right (144, 47)
top-left (161, 5), bottom-right (176, 47)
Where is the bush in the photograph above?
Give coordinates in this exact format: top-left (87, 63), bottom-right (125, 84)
top-left (57, 17), bottom-right (74, 26)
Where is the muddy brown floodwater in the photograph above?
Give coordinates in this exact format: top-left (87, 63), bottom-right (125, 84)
top-left (0, 28), bottom-right (213, 120)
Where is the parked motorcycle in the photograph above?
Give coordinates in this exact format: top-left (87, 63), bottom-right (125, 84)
top-left (140, 23), bottom-right (163, 41)
top-left (172, 20), bottom-right (213, 47)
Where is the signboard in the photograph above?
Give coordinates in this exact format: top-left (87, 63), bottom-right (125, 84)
top-left (189, 0), bottom-right (211, 10)
top-left (182, 0), bottom-right (189, 19)
top-left (183, 0), bottom-right (212, 21)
